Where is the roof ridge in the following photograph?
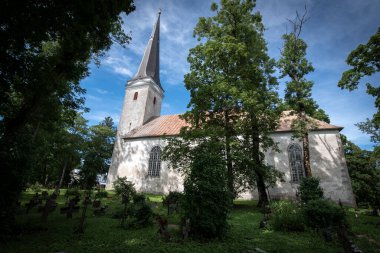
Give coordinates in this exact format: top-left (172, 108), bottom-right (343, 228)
top-left (122, 112), bottom-right (343, 139)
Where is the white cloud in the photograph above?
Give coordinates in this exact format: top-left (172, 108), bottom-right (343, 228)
top-left (103, 54), bottom-right (135, 78)
top-left (114, 66), bottom-right (133, 77)
top-left (95, 88), bottom-right (108, 95)
top-left (87, 95), bottom-right (102, 101)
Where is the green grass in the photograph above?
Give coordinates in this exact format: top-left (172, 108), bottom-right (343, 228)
top-left (0, 191), bottom-right (379, 253)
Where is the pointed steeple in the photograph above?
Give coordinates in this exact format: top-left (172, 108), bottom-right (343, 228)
top-left (132, 10), bottom-right (161, 89)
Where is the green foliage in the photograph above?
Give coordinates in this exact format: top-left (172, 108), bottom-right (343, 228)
top-left (5, 193), bottom-right (368, 253)
top-left (178, 0), bottom-right (281, 206)
top-left (28, 182), bottom-right (43, 193)
top-left (182, 140), bottom-right (232, 239)
top-left (95, 189), bottom-right (108, 200)
top-left (64, 187), bottom-right (81, 198)
top-left (277, 12), bottom-right (329, 123)
top-left (28, 112), bottom-right (89, 190)
top-left (298, 177), bottom-right (324, 204)
top-left (127, 193), bottom-right (153, 227)
top-left (0, 0), bottom-right (135, 231)
top-left (277, 11), bottom-right (329, 177)
top-left (162, 191), bottom-right (184, 207)
top-left (303, 199), bottom-right (347, 229)
top-left (113, 176), bottom-right (136, 204)
top-left (341, 135), bottom-right (380, 209)
top-left (270, 200), bottom-right (305, 231)
top-left (339, 27), bottom-right (380, 143)
top-left (80, 117), bottom-right (116, 189)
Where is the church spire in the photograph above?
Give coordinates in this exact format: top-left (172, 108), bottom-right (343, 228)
top-left (132, 10), bottom-right (161, 89)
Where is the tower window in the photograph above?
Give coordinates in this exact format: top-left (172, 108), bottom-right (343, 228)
top-left (153, 97), bottom-right (156, 104)
top-left (288, 143), bottom-right (304, 183)
top-left (133, 92), bottom-right (138, 100)
top-left (148, 146), bottom-right (161, 177)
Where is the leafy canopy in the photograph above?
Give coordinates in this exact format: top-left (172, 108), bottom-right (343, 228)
top-left (339, 27), bottom-right (380, 143)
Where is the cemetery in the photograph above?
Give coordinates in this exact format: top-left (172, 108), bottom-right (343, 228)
top-left (1, 1), bottom-right (380, 253)
top-left (0, 182), bottom-right (379, 253)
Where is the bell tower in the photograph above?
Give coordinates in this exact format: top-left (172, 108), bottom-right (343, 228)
top-left (118, 10), bottom-right (163, 136)
top-left (106, 11), bottom-right (163, 189)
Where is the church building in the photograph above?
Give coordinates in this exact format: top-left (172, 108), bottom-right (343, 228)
top-left (106, 12), bottom-right (356, 206)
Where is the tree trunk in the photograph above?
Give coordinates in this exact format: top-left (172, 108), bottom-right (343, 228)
top-left (250, 122), bottom-right (269, 208)
top-left (58, 159), bottom-right (68, 189)
top-left (302, 130), bottom-right (312, 177)
top-left (32, 121), bottom-right (41, 143)
top-left (224, 110), bottom-right (234, 200)
top-left (44, 173), bottom-right (49, 186)
top-left (256, 173), bottom-right (269, 208)
top-left (225, 134), bottom-right (234, 199)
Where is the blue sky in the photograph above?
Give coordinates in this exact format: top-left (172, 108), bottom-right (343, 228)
top-left (80, 0), bottom-right (380, 150)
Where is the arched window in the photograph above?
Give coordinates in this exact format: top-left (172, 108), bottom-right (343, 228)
top-left (288, 143), bottom-right (304, 183)
top-left (148, 146), bottom-right (161, 177)
top-left (153, 96), bottom-right (156, 104)
top-left (133, 92), bottom-right (138, 100)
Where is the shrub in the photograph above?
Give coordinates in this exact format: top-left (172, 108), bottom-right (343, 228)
top-left (162, 191), bottom-right (183, 206)
top-left (29, 182), bottom-right (43, 193)
top-left (270, 200), bottom-right (305, 231)
top-left (303, 199), bottom-right (346, 229)
top-left (129, 193), bottom-right (153, 227)
top-left (298, 177), bottom-right (324, 204)
top-left (65, 187), bottom-right (81, 198)
top-left (95, 189), bottom-right (108, 200)
top-left (182, 140), bottom-right (232, 239)
top-left (162, 191), bottom-right (183, 214)
top-left (113, 177), bottom-right (137, 227)
top-left (132, 193), bottom-right (146, 204)
top-left (113, 176), bottom-right (136, 203)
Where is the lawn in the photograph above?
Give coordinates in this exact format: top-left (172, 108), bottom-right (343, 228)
top-left (0, 190), bottom-right (379, 253)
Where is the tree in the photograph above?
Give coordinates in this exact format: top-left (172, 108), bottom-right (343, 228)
top-left (163, 133), bottom-right (232, 239)
top-left (80, 117), bottom-right (116, 189)
top-left (29, 112), bottom-right (88, 188)
top-left (0, 1), bottom-right (135, 232)
top-left (277, 9), bottom-right (327, 177)
top-left (113, 176), bottom-right (136, 228)
top-left (341, 135), bottom-right (380, 213)
top-left (338, 28), bottom-right (380, 144)
top-left (179, 0), bottom-right (281, 207)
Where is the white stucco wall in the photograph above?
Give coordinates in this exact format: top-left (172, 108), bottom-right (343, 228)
top-left (107, 130), bottom-right (356, 206)
top-left (118, 78), bottom-right (163, 136)
top-left (240, 130), bottom-right (355, 206)
top-left (106, 137), bottom-right (183, 194)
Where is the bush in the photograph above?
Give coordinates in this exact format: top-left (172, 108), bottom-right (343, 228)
top-left (113, 176), bottom-right (136, 203)
top-left (29, 182), bottom-right (43, 193)
top-left (65, 187), bottom-right (81, 198)
top-left (298, 177), bottom-right (324, 204)
top-left (162, 191), bottom-right (183, 206)
top-left (162, 191), bottom-right (183, 214)
top-left (182, 140), bottom-right (232, 239)
top-left (303, 199), bottom-right (346, 229)
top-left (270, 200), bottom-right (305, 231)
top-left (113, 177), bottom-right (137, 227)
top-left (129, 193), bottom-right (153, 227)
top-left (95, 189), bottom-right (108, 200)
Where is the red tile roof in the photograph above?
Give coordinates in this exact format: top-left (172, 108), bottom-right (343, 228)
top-left (276, 111), bottom-right (343, 132)
top-left (123, 111), bottom-right (343, 139)
top-left (124, 114), bottom-right (189, 139)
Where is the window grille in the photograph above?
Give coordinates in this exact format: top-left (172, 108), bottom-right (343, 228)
top-left (148, 146), bottom-right (161, 177)
top-left (288, 143), bottom-right (304, 183)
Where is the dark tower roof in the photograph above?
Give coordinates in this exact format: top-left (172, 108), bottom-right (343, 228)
top-left (131, 10), bottom-right (162, 89)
